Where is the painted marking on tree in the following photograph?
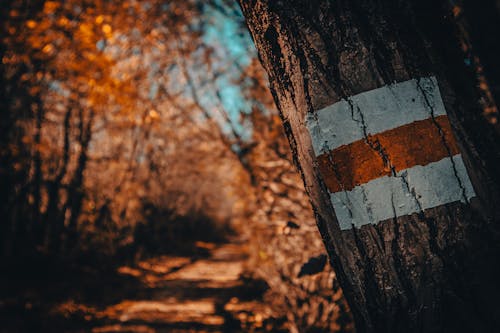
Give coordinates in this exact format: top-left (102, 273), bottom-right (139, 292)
top-left (305, 76), bottom-right (476, 229)
top-left (316, 115), bottom-right (459, 192)
top-left (306, 77), bottom-right (447, 156)
top-left (331, 156), bottom-right (475, 229)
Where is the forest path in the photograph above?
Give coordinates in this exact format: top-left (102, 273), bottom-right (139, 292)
top-left (0, 240), bottom-right (275, 333)
top-left (86, 242), bottom-right (261, 332)
top-left (72, 241), bottom-right (272, 333)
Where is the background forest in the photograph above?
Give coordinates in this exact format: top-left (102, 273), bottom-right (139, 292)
top-left (0, 0), bottom-right (351, 332)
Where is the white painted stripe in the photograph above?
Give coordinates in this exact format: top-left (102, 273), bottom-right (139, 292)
top-left (306, 76), bottom-right (446, 155)
top-left (331, 155), bottom-right (475, 230)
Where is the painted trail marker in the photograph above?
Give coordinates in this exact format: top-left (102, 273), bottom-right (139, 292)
top-left (306, 77), bottom-right (476, 230)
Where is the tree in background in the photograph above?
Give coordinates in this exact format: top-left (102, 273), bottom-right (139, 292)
top-left (0, 0), bottom-right (244, 257)
top-left (1, 0), bottom-right (351, 331)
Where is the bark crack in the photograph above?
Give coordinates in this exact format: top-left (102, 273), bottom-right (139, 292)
top-left (361, 186), bottom-right (374, 224)
top-left (390, 192), bottom-right (398, 220)
top-left (416, 78), bottom-right (469, 203)
top-left (347, 98), bottom-right (394, 176)
top-left (347, 98), bottom-right (424, 214)
top-left (309, 103), bottom-right (355, 220)
top-left (400, 170), bottom-right (424, 213)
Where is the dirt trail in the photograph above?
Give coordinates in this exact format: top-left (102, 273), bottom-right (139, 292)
top-left (0, 240), bottom-right (279, 333)
top-left (80, 241), bottom-right (272, 333)
top-left (0, 239), bottom-right (280, 333)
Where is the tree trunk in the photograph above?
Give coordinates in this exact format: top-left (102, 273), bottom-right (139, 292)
top-left (239, 0), bottom-right (500, 332)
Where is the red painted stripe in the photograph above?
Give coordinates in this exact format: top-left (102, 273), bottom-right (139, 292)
top-left (317, 115), bottom-right (460, 193)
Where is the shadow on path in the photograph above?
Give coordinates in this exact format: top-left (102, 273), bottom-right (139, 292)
top-left (0, 241), bottom-right (282, 332)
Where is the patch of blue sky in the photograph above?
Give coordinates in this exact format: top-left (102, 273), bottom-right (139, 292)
top-left (217, 78), bottom-right (251, 115)
top-left (149, 82), bottom-right (159, 100)
top-left (96, 39), bottom-right (106, 51)
top-left (148, 63), bottom-right (159, 80)
top-left (141, 1), bottom-right (152, 11)
top-left (48, 80), bottom-right (70, 98)
top-left (196, 0), bottom-right (259, 141)
top-left (215, 76), bottom-right (252, 141)
top-left (201, 2), bottom-right (254, 67)
top-left (132, 46), bottom-right (141, 55)
top-left (104, 34), bottom-right (128, 59)
top-left (161, 3), bottom-right (170, 11)
top-left (131, 28), bottom-right (141, 39)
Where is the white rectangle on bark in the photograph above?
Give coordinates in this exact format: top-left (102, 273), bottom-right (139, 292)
top-left (306, 76), bottom-right (446, 155)
top-left (330, 155), bottom-right (475, 230)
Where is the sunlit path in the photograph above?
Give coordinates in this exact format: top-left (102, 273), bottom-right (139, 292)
top-left (89, 241), bottom-right (270, 332)
top-left (0, 240), bottom-right (279, 333)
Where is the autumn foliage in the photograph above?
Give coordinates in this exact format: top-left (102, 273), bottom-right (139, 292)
top-left (0, 0), bottom-right (351, 331)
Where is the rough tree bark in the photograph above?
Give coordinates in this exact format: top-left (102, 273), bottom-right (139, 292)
top-left (239, 1), bottom-right (500, 332)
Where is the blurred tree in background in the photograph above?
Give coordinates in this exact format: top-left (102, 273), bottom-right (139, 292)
top-left (0, 0), bottom-right (352, 331)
